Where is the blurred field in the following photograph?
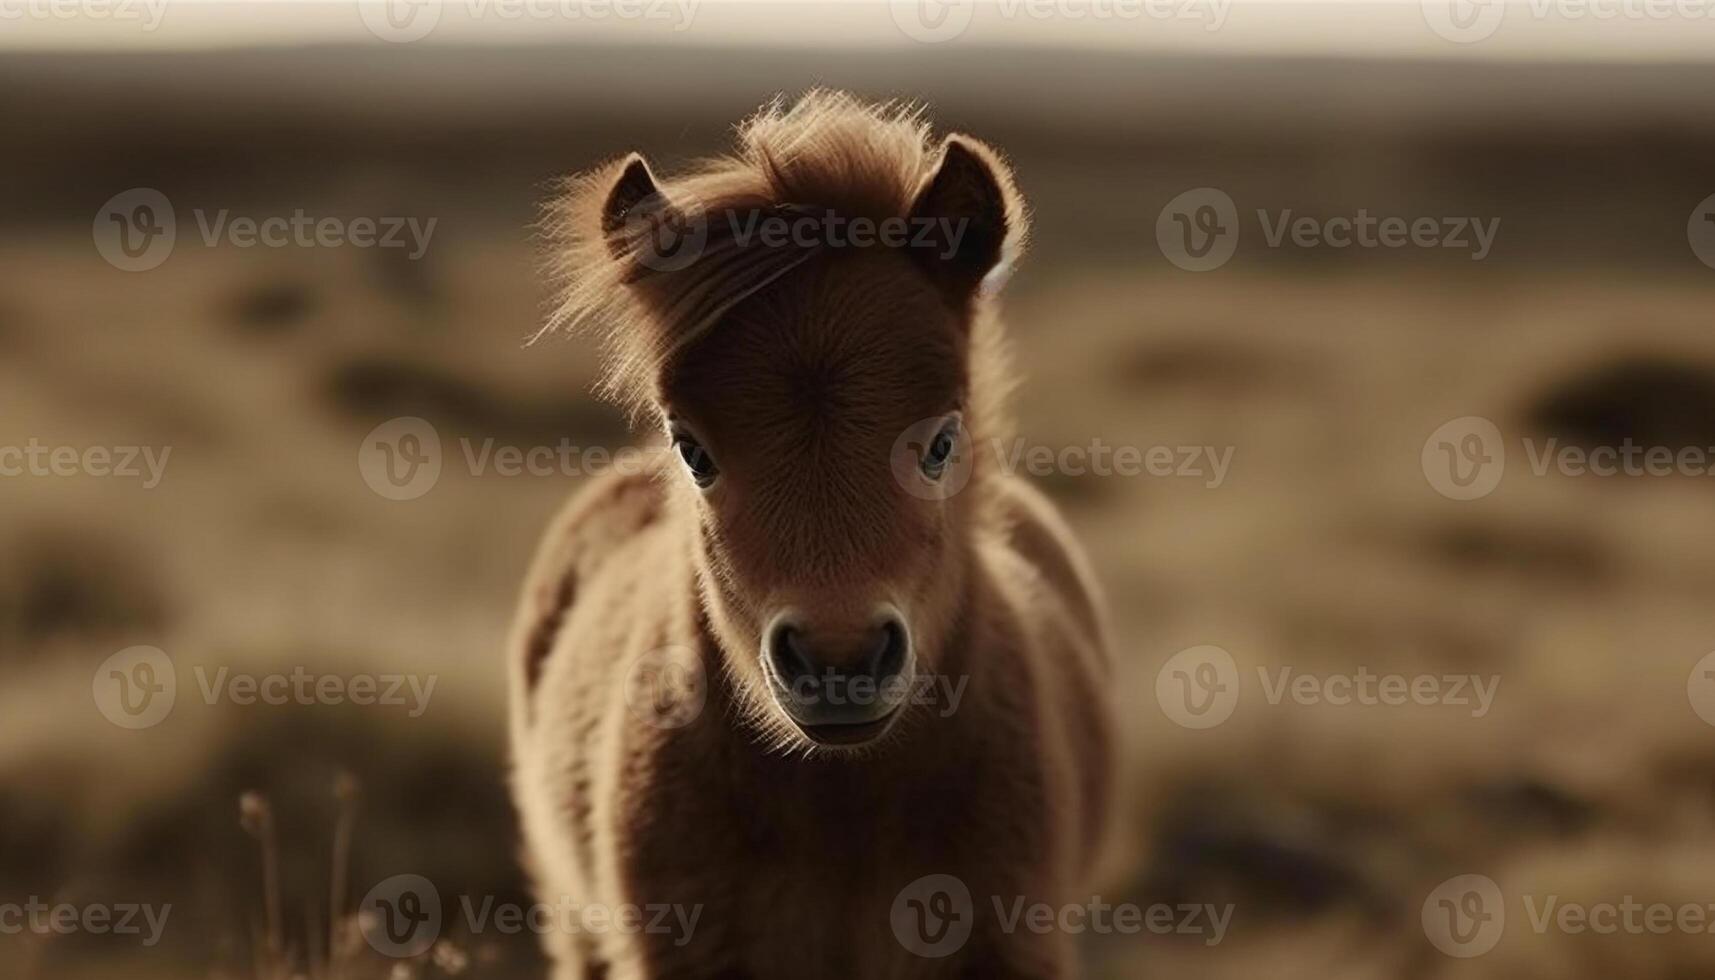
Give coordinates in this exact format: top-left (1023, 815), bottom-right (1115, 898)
top-left (5, 37), bottom-right (1715, 980)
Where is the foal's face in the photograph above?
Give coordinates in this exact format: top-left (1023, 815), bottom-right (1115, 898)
top-left (659, 249), bottom-right (973, 750)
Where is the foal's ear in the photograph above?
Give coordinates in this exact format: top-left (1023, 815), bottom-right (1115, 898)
top-left (908, 136), bottom-right (1024, 301)
top-left (600, 153), bottom-right (664, 259)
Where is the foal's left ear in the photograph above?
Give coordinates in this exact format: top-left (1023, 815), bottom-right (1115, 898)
top-left (907, 135), bottom-right (1025, 302)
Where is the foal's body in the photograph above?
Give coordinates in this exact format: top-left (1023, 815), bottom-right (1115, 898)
top-left (513, 461), bottom-right (1108, 979)
top-left (511, 93), bottom-right (1113, 980)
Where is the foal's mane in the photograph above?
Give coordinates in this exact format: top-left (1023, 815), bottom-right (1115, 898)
top-left (536, 89), bottom-right (1026, 416)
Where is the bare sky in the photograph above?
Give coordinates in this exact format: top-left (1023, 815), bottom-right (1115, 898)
top-left (2, 0), bottom-right (1713, 58)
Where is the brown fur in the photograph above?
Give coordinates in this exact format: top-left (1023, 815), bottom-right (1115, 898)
top-left (511, 91), bottom-right (1114, 980)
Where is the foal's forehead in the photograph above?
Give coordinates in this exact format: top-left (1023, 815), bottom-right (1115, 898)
top-left (662, 252), bottom-right (966, 443)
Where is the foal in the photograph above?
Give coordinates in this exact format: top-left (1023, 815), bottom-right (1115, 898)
top-left (510, 91), bottom-right (1113, 980)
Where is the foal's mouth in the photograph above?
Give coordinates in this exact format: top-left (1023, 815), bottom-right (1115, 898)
top-left (795, 709), bottom-right (902, 747)
top-left (759, 666), bottom-right (913, 749)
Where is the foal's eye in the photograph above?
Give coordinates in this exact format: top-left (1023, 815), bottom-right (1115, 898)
top-left (920, 416), bottom-right (960, 481)
top-left (670, 429), bottom-right (719, 489)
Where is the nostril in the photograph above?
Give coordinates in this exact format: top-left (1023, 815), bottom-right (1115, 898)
top-left (864, 619), bottom-right (909, 682)
top-left (769, 622), bottom-right (815, 682)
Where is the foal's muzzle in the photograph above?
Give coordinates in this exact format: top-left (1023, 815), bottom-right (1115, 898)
top-left (762, 607), bottom-right (914, 746)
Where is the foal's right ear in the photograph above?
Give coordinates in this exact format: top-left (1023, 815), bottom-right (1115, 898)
top-left (600, 153), bottom-right (664, 259)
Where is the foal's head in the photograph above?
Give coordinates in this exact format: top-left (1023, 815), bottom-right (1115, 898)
top-left (546, 92), bottom-right (1025, 752)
